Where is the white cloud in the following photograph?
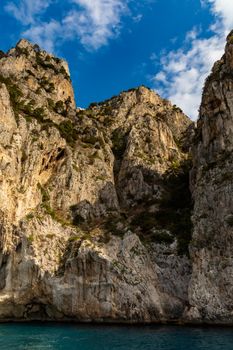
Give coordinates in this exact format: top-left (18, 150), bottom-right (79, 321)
top-left (63, 0), bottom-right (128, 50)
top-left (23, 20), bottom-right (62, 52)
top-left (152, 0), bottom-right (233, 120)
top-left (5, 0), bottom-right (52, 25)
top-left (154, 71), bottom-right (166, 83)
top-left (132, 14), bottom-right (143, 23)
top-left (5, 0), bottom-right (130, 51)
top-left (207, 0), bottom-right (233, 30)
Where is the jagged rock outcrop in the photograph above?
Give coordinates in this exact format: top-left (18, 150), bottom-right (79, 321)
top-left (1, 31), bottom-right (231, 324)
top-left (0, 39), bottom-right (194, 322)
top-left (188, 30), bottom-right (233, 324)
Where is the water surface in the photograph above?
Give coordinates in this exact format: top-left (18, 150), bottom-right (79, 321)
top-left (0, 323), bottom-right (232, 349)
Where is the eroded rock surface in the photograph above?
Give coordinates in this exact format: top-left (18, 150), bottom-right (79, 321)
top-left (0, 39), bottom-right (194, 322)
top-left (188, 30), bottom-right (233, 324)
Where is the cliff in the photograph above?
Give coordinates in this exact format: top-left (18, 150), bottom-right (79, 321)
top-left (187, 30), bottom-right (233, 324)
top-left (0, 33), bottom-right (232, 324)
top-left (0, 38), bottom-right (194, 322)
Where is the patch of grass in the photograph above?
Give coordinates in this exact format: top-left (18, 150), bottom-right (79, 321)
top-left (46, 233), bottom-right (56, 239)
top-left (96, 175), bottom-right (106, 181)
top-left (26, 213), bottom-right (34, 220)
top-left (27, 234), bottom-right (34, 244)
top-left (37, 183), bottom-right (50, 203)
top-left (68, 235), bottom-right (80, 242)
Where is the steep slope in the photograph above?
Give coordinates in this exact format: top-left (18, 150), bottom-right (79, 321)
top-left (188, 31), bottom-right (233, 323)
top-left (0, 39), bottom-right (193, 322)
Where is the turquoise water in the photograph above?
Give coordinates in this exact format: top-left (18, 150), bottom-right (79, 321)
top-left (0, 323), bottom-right (232, 349)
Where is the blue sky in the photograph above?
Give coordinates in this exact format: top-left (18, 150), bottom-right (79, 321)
top-left (0, 0), bottom-right (232, 119)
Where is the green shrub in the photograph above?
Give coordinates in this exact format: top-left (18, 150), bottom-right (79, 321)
top-left (35, 53), bottom-right (70, 80)
top-left (111, 128), bottom-right (128, 158)
top-left (37, 183), bottom-right (50, 203)
top-left (32, 107), bottom-right (47, 123)
top-left (36, 54), bottom-right (57, 73)
top-left (59, 66), bottom-right (70, 80)
top-left (228, 35), bottom-right (233, 45)
top-left (26, 213), bottom-right (34, 220)
top-left (103, 116), bottom-right (114, 127)
top-left (156, 158), bottom-right (193, 255)
top-left (0, 50), bottom-right (7, 59)
top-left (151, 230), bottom-right (174, 244)
top-left (131, 211), bottom-right (157, 232)
top-left (128, 158), bottom-right (193, 254)
top-left (37, 183), bottom-right (58, 220)
top-left (73, 214), bottom-right (85, 226)
top-left (27, 234), bottom-right (34, 244)
top-left (46, 233), bottom-right (55, 239)
top-left (89, 102), bottom-right (99, 108)
top-left (26, 69), bottom-right (35, 77)
top-left (57, 120), bottom-right (78, 146)
top-left (20, 100), bottom-right (35, 116)
top-left (47, 98), bottom-right (55, 110)
top-left (103, 215), bottom-right (124, 237)
top-left (36, 52), bottom-right (44, 66)
top-left (172, 105), bottom-right (182, 113)
top-left (54, 100), bottom-right (65, 114)
top-left (39, 77), bottom-right (55, 93)
top-left (0, 75), bottom-right (23, 117)
top-left (82, 135), bottom-right (99, 145)
top-left (16, 47), bottom-right (29, 57)
top-left (53, 57), bottom-right (61, 64)
top-left (68, 235), bottom-right (80, 242)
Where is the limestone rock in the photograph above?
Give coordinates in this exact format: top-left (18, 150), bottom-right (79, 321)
top-left (0, 39), bottom-right (194, 322)
top-left (188, 29), bottom-right (233, 324)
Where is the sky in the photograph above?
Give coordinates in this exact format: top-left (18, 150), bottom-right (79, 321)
top-left (0, 0), bottom-right (233, 120)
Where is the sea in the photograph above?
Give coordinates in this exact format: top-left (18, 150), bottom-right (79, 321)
top-left (0, 323), bottom-right (232, 349)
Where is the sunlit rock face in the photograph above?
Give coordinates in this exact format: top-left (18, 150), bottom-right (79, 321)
top-left (0, 38), bottom-right (195, 322)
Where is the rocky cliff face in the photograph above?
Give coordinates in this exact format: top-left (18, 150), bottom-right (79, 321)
top-left (187, 31), bottom-right (233, 324)
top-left (1, 33), bottom-right (233, 324)
top-left (0, 39), bottom-right (194, 322)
